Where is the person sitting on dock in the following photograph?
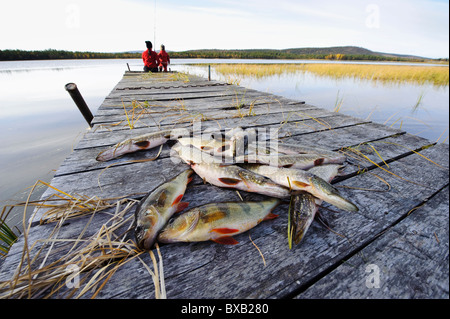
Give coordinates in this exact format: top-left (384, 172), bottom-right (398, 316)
top-left (142, 41), bottom-right (159, 72)
top-left (158, 44), bottom-right (170, 72)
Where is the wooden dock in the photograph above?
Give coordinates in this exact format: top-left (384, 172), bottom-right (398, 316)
top-left (1, 71), bottom-right (448, 299)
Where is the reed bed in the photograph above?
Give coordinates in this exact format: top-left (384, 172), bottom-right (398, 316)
top-left (212, 63), bottom-right (449, 87)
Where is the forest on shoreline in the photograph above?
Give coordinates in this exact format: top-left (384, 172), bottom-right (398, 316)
top-left (1, 48), bottom-right (448, 63)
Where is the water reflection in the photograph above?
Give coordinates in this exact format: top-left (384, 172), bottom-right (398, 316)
top-left (171, 63), bottom-right (448, 143)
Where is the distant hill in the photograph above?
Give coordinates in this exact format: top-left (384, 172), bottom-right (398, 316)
top-left (283, 46), bottom-right (427, 60)
top-left (167, 46), bottom-right (433, 62)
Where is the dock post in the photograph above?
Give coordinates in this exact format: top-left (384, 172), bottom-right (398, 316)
top-left (208, 65), bottom-right (211, 81)
top-left (65, 83), bottom-right (94, 127)
top-left (126, 63), bottom-right (131, 71)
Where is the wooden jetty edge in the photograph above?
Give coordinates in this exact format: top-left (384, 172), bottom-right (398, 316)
top-left (1, 71), bottom-right (448, 299)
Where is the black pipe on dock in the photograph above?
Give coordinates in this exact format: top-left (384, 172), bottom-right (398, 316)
top-left (65, 83), bottom-right (94, 127)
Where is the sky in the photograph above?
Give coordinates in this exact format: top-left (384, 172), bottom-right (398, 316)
top-left (1, 0), bottom-right (448, 58)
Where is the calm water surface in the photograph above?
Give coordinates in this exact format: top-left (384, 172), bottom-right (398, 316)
top-left (0, 58), bottom-right (448, 228)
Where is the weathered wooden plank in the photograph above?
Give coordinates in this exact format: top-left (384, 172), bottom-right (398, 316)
top-left (105, 77), bottom-right (253, 98)
top-left (294, 143), bottom-right (450, 299)
top-left (95, 96), bottom-right (305, 118)
top-left (99, 93), bottom-right (294, 115)
top-left (114, 81), bottom-right (230, 90)
top-left (295, 186), bottom-right (449, 299)
top-left (107, 84), bottom-right (247, 98)
top-left (105, 90), bottom-right (245, 102)
top-left (90, 102), bottom-right (321, 127)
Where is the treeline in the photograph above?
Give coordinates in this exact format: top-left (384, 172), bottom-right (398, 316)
top-left (0, 49), bottom-right (140, 61)
top-left (169, 49), bottom-right (426, 62)
top-left (1, 48), bottom-right (442, 63)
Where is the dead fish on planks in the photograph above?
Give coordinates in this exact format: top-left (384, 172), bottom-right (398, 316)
top-left (242, 164), bottom-right (358, 212)
top-left (276, 143), bottom-right (346, 163)
top-left (291, 164), bottom-right (343, 245)
top-left (191, 162), bottom-right (291, 198)
top-left (176, 137), bottom-right (231, 157)
top-left (96, 130), bottom-right (173, 162)
top-left (171, 143), bottom-right (222, 165)
top-left (254, 153), bottom-right (345, 170)
top-left (158, 199), bottom-right (280, 245)
top-left (134, 169), bottom-right (193, 250)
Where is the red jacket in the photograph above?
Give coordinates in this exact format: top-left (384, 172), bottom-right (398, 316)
top-left (142, 49), bottom-right (159, 68)
top-left (158, 50), bottom-right (170, 64)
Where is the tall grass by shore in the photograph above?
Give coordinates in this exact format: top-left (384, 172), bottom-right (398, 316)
top-left (212, 63), bottom-right (449, 87)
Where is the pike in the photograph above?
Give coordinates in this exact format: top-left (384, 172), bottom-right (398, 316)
top-left (171, 143), bottom-right (222, 165)
top-left (291, 164), bottom-right (342, 245)
top-left (96, 129), bottom-right (172, 161)
top-left (277, 142), bottom-right (347, 163)
top-left (158, 199), bottom-right (280, 245)
top-left (134, 169), bottom-right (193, 250)
top-left (291, 192), bottom-right (318, 245)
top-left (242, 164), bottom-right (358, 212)
top-left (177, 137), bottom-right (231, 156)
top-left (191, 162), bottom-right (291, 198)
top-left (255, 153), bottom-right (345, 170)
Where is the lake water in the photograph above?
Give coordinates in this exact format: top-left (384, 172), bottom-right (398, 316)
top-left (0, 58), bottom-right (448, 229)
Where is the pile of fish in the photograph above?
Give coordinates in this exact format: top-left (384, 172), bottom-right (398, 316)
top-left (96, 127), bottom-right (358, 250)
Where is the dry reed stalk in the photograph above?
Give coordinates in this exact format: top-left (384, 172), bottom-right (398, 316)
top-left (212, 63), bottom-right (449, 87)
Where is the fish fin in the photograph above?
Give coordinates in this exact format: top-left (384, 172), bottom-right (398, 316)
top-left (172, 194), bottom-right (184, 206)
top-left (218, 177), bottom-right (241, 185)
top-left (314, 158), bottom-right (325, 166)
top-left (134, 141), bottom-right (151, 149)
top-left (292, 180), bottom-right (310, 188)
top-left (211, 228), bottom-right (239, 234)
top-left (237, 172), bottom-right (252, 189)
top-left (263, 213), bottom-right (279, 221)
top-left (212, 236), bottom-right (239, 245)
top-left (176, 202), bottom-right (189, 213)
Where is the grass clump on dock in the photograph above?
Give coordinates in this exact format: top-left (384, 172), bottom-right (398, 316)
top-left (212, 63), bottom-right (449, 87)
top-left (0, 180), bottom-right (167, 299)
top-left (0, 217), bottom-right (18, 256)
